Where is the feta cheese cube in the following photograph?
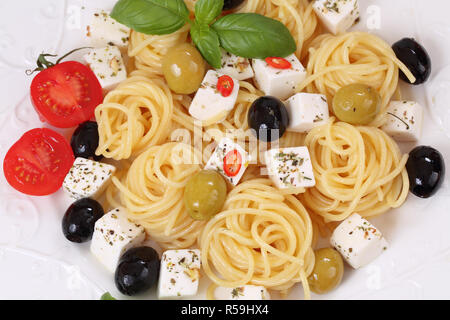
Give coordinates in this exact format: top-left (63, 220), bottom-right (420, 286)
top-left (285, 93), bottom-right (330, 133)
top-left (158, 249), bottom-right (201, 299)
top-left (264, 147), bottom-right (316, 191)
top-left (90, 208), bottom-right (146, 273)
top-left (63, 158), bottom-right (116, 200)
top-left (214, 285), bottom-right (271, 300)
top-left (313, 0), bottom-right (360, 35)
top-left (381, 100), bottom-right (424, 142)
top-left (87, 10), bottom-right (130, 49)
top-left (252, 54), bottom-right (307, 100)
top-left (330, 213), bottom-right (389, 269)
top-left (189, 70), bottom-right (240, 124)
top-left (205, 138), bottom-right (249, 186)
top-left (217, 50), bottom-right (254, 81)
top-left (84, 46), bottom-right (127, 91)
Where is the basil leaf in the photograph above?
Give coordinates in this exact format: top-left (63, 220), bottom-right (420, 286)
top-left (100, 292), bottom-right (117, 300)
top-left (212, 13), bottom-right (297, 59)
top-left (191, 23), bottom-right (222, 69)
top-left (111, 0), bottom-right (189, 35)
top-left (195, 0), bottom-right (224, 25)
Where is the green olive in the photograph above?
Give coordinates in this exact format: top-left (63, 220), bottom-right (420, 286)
top-left (162, 43), bottom-right (206, 94)
top-left (184, 170), bottom-right (227, 221)
top-left (332, 84), bottom-right (381, 125)
top-left (308, 248), bottom-right (344, 294)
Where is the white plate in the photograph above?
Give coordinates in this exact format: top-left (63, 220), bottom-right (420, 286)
top-left (0, 0), bottom-right (450, 300)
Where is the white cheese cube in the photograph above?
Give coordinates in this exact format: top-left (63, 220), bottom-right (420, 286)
top-left (214, 285), bottom-right (271, 300)
top-left (381, 100), bottom-right (424, 142)
top-left (90, 208), bottom-right (146, 273)
top-left (87, 10), bottom-right (130, 49)
top-left (264, 147), bottom-right (316, 192)
top-left (252, 54), bottom-right (307, 100)
top-left (313, 0), bottom-right (360, 35)
top-left (285, 93), bottom-right (330, 133)
top-left (84, 46), bottom-right (127, 91)
top-left (330, 213), bottom-right (389, 269)
top-left (217, 50), bottom-right (254, 81)
top-left (189, 70), bottom-right (240, 124)
top-left (63, 158), bottom-right (116, 200)
top-left (158, 249), bottom-right (201, 299)
top-left (205, 138), bottom-right (249, 186)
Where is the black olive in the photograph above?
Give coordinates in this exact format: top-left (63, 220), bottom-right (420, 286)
top-left (248, 96), bottom-right (289, 142)
top-left (223, 0), bottom-right (245, 11)
top-left (392, 38), bottom-right (431, 85)
top-left (71, 121), bottom-right (102, 161)
top-left (406, 146), bottom-right (445, 198)
top-left (62, 198), bottom-right (104, 243)
top-left (115, 247), bottom-right (160, 296)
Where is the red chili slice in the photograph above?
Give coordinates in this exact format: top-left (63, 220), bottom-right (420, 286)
top-left (223, 149), bottom-right (242, 177)
top-left (217, 75), bottom-right (234, 97)
top-left (265, 57), bottom-right (292, 70)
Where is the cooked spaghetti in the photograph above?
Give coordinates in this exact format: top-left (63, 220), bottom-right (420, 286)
top-left (299, 32), bottom-right (416, 127)
top-left (200, 179), bottom-right (315, 298)
top-left (109, 142), bottom-right (206, 249)
top-left (298, 118), bottom-right (410, 223)
top-left (95, 1), bottom-right (417, 300)
top-left (95, 70), bottom-right (175, 160)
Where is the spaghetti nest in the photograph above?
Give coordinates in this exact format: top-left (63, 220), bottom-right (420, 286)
top-left (200, 179), bottom-right (315, 298)
top-left (298, 118), bottom-right (410, 224)
top-left (299, 31), bottom-right (415, 127)
top-left (95, 71), bottom-right (174, 160)
top-left (110, 142), bottom-right (206, 249)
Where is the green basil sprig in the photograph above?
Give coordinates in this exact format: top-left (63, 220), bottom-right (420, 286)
top-left (191, 22), bottom-right (222, 69)
top-left (195, 0), bottom-right (224, 25)
top-left (212, 13), bottom-right (297, 59)
top-left (111, 0), bottom-right (189, 35)
top-left (111, 0), bottom-right (296, 68)
top-left (100, 292), bottom-right (117, 300)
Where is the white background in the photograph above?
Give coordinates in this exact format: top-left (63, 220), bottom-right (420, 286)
top-left (0, 0), bottom-right (449, 299)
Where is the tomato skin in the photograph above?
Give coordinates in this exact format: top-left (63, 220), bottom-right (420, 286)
top-left (265, 57), bottom-right (292, 69)
top-left (3, 128), bottom-right (75, 196)
top-left (217, 75), bottom-right (234, 97)
top-left (30, 61), bottom-right (103, 128)
top-left (223, 149), bottom-right (242, 177)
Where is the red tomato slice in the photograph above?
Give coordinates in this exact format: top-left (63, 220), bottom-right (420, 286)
top-left (30, 61), bottom-right (103, 128)
top-left (223, 149), bottom-right (242, 177)
top-left (265, 57), bottom-right (292, 69)
top-left (217, 75), bottom-right (234, 97)
top-left (3, 128), bottom-right (75, 196)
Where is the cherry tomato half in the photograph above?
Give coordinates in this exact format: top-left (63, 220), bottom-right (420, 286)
top-left (3, 128), bottom-right (75, 196)
top-left (223, 149), bottom-right (242, 177)
top-left (265, 57), bottom-right (292, 70)
top-left (30, 61), bottom-right (103, 128)
top-left (217, 75), bottom-right (234, 97)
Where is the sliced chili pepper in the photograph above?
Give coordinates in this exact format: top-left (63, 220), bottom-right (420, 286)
top-left (265, 57), bottom-right (292, 70)
top-left (223, 149), bottom-right (242, 177)
top-left (217, 75), bottom-right (234, 97)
